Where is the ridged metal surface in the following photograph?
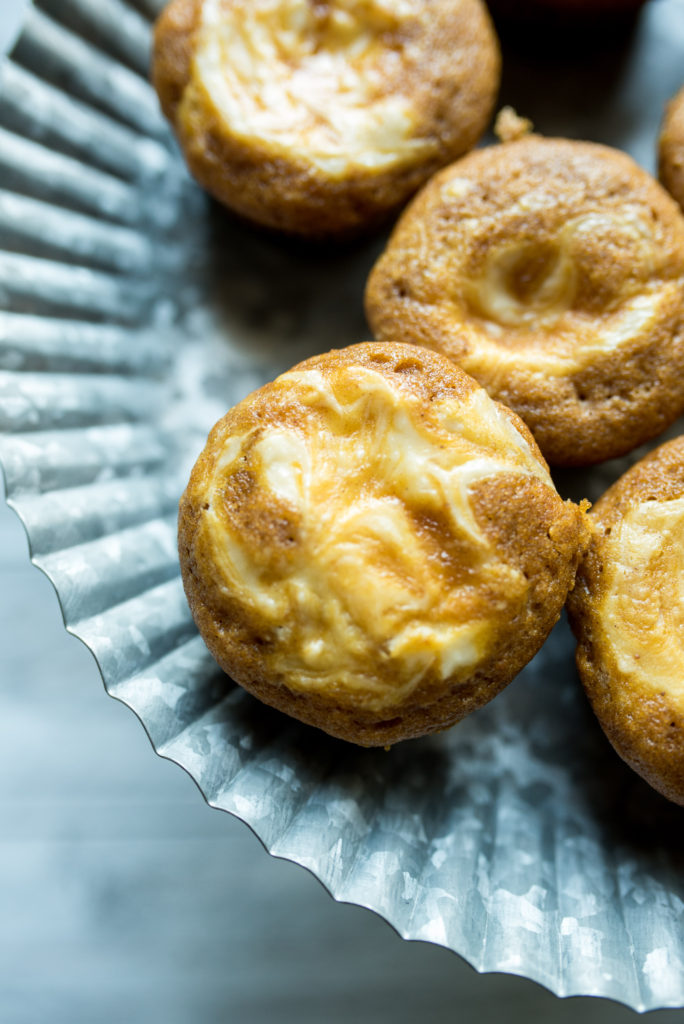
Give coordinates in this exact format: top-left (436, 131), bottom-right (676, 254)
top-left (1, 0), bottom-right (684, 1010)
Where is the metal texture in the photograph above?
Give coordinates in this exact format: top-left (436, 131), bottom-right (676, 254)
top-left (1, 0), bottom-right (684, 1010)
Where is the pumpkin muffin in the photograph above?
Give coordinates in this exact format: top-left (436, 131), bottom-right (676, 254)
top-left (660, 86), bottom-right (684, 212)
top-left (179, 342), bottom-right (589, 746)
top-left (152, 0), bottom-right (500, 238)
top-left (568, 437), bottom-right (684, 806)
top-left (366, 130), bottom-right (684, 466)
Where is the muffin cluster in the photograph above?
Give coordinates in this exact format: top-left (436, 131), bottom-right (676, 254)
top-left (156, 0), bottom-right (684, 800)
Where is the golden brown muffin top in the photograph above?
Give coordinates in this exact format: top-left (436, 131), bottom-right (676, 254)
top-left (157, 0), bottom-right (500, 182)
top-left (577, 438), bottom-right (684, 705)
top-left (568, 437), bottom-right (684, 803)
top-left (193, 0), bottom-right (438, 178)
top-left (369, 135), bottom-right (684, 378)
top-left (592, 499), bottom-right (684, 702)
top-left (366, 134), bottom-right (684, 464)
top-left (182, 342), bottom-right (564, 714)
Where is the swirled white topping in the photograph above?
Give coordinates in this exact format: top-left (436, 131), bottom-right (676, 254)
top-left (460, 208), bottom-right (670, 375)
top-left (194, 0), bottom-right (434, 177)
top-left (199, 362), bottom-right (555, 707)
top-left (598, 499), bottom-right (684, 701)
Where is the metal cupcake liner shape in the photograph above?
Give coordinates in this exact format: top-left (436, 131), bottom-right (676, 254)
top-left (2, 0), bottom-right (684, 1010)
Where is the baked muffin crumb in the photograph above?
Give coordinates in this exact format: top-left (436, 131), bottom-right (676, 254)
top-left (494, 107), bottom-right (533, 143)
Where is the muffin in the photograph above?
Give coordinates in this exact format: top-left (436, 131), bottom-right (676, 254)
top-left (660, 86), bottom-right (684, 212)
top-left (568, 437), bottom-right (684, 806)
top-left (366, 131), bottom-right (684, 466)
top-left (179, 342), bottom-right (589, 746)
top-left (152, 0), bottom-right (500, 238)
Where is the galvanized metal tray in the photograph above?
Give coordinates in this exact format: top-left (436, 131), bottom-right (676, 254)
top-left (1, 0), bottom-right (683, 1009)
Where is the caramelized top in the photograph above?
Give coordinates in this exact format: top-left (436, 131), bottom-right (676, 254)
top-left (596, 498), bottom-right (684, 703)
top-left (368, 136), bottom-right (684, 380)
top-left (187, 344), bottom-right (558, 708)
top-left (194, 0), bottom-right (435, 177)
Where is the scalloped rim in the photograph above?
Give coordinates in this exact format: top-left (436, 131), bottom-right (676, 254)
top-left (0, 0), bottom-right (682, 1005)
top-left (0, 474), bottom-right (673, 1014)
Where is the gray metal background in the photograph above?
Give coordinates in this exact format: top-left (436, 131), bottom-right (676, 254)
top-left (1, 0), bottom-right (684, 1014)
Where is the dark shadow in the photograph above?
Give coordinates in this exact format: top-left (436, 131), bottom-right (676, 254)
top-left (212, 673), bottom-right (451, 814)
top-left (490, 2), bottom-right (644, 62)
top-left (198, 198), bottom-right (387, 367)
top-left (493, 4), bottom-right (644, 146)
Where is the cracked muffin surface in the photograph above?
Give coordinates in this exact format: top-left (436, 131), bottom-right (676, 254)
top-left (366, 135), bottom-right (684, 465)
top-left (568, 437), bottom-right (684, 805)
top-left (179, 342), bottom-right (588, 746)
top-left (152, 0), bottom-right (500, 237)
